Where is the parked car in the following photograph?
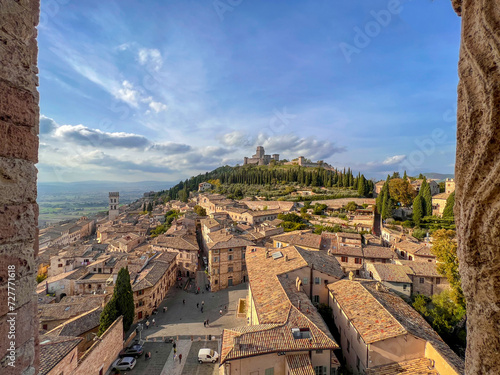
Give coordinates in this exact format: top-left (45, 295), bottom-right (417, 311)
top-left (119, 344), bottom-right (144, 358)
top-left (112, 357), bottom-right (136, 371)
top-left (198, 348), bottom-right (219, 363)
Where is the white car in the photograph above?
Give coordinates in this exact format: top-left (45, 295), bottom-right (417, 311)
top-left (198, 348), bottom-right (219, 363)
top-left (112, 356), bottom-right (136, 371)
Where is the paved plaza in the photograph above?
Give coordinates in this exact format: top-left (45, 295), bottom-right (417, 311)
top-left (110, 283), bottom-right (248, 375)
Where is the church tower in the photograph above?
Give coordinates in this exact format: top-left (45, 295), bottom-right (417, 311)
top-left (109, 192), bottom-right (119, 221)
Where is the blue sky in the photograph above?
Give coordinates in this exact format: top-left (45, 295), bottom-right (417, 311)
top-left (37, 0), bottom-right (461, 183)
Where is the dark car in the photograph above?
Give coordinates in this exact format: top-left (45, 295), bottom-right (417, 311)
top-left (119, 344), bottom-right (144, 358)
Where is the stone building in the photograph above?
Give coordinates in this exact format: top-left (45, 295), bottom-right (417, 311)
top-left (445, 178), bottom-right (455, 194)
top-left (328, 280), bottom-right (464, 374)
top-left (131, 251), bottom-right (177, 321)
top-left (219, 245), bottom-right (344, 375)
top-left (432, 192), bottom-right (451, 216)
top-left (243, 146), bottom-right (279, 165)
top-left (206, 229), bottom-right (255, 292)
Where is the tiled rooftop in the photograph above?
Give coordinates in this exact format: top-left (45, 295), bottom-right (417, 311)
top-left (221, 306), bottom-right (338, 363)
top-left (47, 306), bottom-right (102, 337)
top-left (40, 335), bottom-right (82, 375)
top-left (207, 230), bottom-right (255, 250)
top-left (328, 280), bottom-right (464, 373)
top-left (272, 231), bottom-right (322, 250)
top-left (366, 357), bottom-right (438, 374)
top-left (153, 234), bottom-right (198, 251)
top-left (286, 354), bottom-right (315, 375)
top-left (362, 246), bottom-right (395, 259)
top-left (369, 263), bottom-right (413, 283)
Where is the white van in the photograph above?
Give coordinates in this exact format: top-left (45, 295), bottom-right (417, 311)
top-left (198, 348), bottom-right (219, 363)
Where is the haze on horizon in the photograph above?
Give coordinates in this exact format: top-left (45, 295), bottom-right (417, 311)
top-left (38, 0), bottom-right (460, 184)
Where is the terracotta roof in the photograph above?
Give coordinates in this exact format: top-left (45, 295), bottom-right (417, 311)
top-left (286, 354), bottom-right (315, 375)
top-left (272, 231), bottom-right (322, 250)
top-left (294, 246), bottom-right (344, 279)
top-left (432, 193), bottom-right (450, 200)
top-left (395, 241), bottom-right (435, 257)
top-left (366, 358), bottom-right (438, 375)
top-left (337, 232), bottom-right (362, 240)
top-left (132, 252), bottom-right (176, 291)
top-left (207, 230), bottom-right (255, 250)
top-left (362, 246), bottom-right (395, 259)
top-left (329, 245), bottom-right (363, 257)
top-left (40, 335), bottom-right (82, 375)
top-left (368, 263), bottom-right (413, 283)
top-left (153, 234), bottom-right (198, 251)
top-left (398, 261), bottom-right (442, 278)
top-left (47, 306), bottom-right (102, 337)
top-left (39, 295), bottom-right (106, 322)
top-left (328, 280), bottom-right (464, 373)
top-left (221, 306), bottom-right (338, 363)
top-left (246, 245), bottom-right (342, 323)
top-left (244, 208), bottom-right (284, 217)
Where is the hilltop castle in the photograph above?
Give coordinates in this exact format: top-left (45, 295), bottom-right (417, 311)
top-left (243, 146), bottom-right (279, 166)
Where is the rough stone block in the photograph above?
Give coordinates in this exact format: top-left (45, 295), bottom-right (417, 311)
top-left (0, 121), bottom-right (38, 162)
top-left (0, 0), bottom-right (38, 43)
top-left (0, 204), bottom-right (37, 244)
top-left (0, 274), bottom-right (36, 317)
top-left (0, 299), bottom-right (37, 367)
top-left (0, 80), bottom-right (38, 128)
top-left (0, 241), bottom-right (37, 284)
top-left (0, 32), bottom-right (38, 93)
top-left (0, 157), bottom-right (37, 205)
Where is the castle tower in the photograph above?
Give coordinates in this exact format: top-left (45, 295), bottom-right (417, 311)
top-left (255, 146), bottom-right (265, 158)
top-left (109, 192), bottom-right (120, 221)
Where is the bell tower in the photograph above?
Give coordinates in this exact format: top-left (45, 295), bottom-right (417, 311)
top-left (109, 192), bottom-right (120, 220)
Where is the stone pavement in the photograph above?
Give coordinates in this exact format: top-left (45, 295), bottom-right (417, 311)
top-left (142, 283), bottom-right (248, 340)
top-left (111, 284), bottom-right (247, 374)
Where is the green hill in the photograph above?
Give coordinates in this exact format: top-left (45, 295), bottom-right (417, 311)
top-left (158, 164), bottom-right (373, 202)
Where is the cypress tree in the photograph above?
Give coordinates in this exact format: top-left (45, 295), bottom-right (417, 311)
top-left (98, 297), bottom-right (118, 336)
top-left (114, 267), bottom-right (135, 332)
top-left (421, 178), bottom-right (432, 216)
top-left (357, 175), bottom-right (366, 197)
top-left (413, 195), bottom-right (424, 227)
top-left (403, 170), bottom-right (408, 181)
top-left (442, 191), bottom-right (455, 218)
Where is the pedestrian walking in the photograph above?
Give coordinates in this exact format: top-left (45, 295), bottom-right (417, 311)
top-left (183, 299), bottom-right (186, 305)
top-left (174, 347), bottom-right (177, 354)
top-left (201, 306), bottom-right (204, 313)
top-left (173, 342), bottom-right (176, 350)
top-left (173, 353), bottom-right (177, 361)
top-left (179, 354), bottom-right (182, 363)
top-left (202, 300), bottom-right (204, 306)
top-left (220, 309), bottom-right (223, 316)
top-left (225, 305), bottom-right (227, 311)
top-left (197, 302), bottom-right (199, 309)
top-left (152, 318), bottom-right (155, 326)
top-left (204, 320), bottom-right (206, 327)
top-left (146, 320), bottom-right (150, 329)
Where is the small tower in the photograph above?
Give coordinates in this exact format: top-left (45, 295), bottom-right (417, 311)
top-left (109, 192), bottom-right (119, 221)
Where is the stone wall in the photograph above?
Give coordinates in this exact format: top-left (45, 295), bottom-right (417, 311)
top-left (0, 0), bottom-right (40, 374)
top-left (451, 0), bottom-right (500, 373)
top-left (74, 316), bottom-right (123, 375)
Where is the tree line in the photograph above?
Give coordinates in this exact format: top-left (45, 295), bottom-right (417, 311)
top-left (158, 165), bottom-right (374, 202)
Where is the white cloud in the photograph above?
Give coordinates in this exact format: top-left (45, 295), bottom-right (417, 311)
top-left (149, 101), bottom-right (168, 113)
top-left (138, 48), bottom-right (163, 71)
top-left (382, 155), bottom-right (407, 165)
top-left (114, 80), bottom-right (140, 107)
